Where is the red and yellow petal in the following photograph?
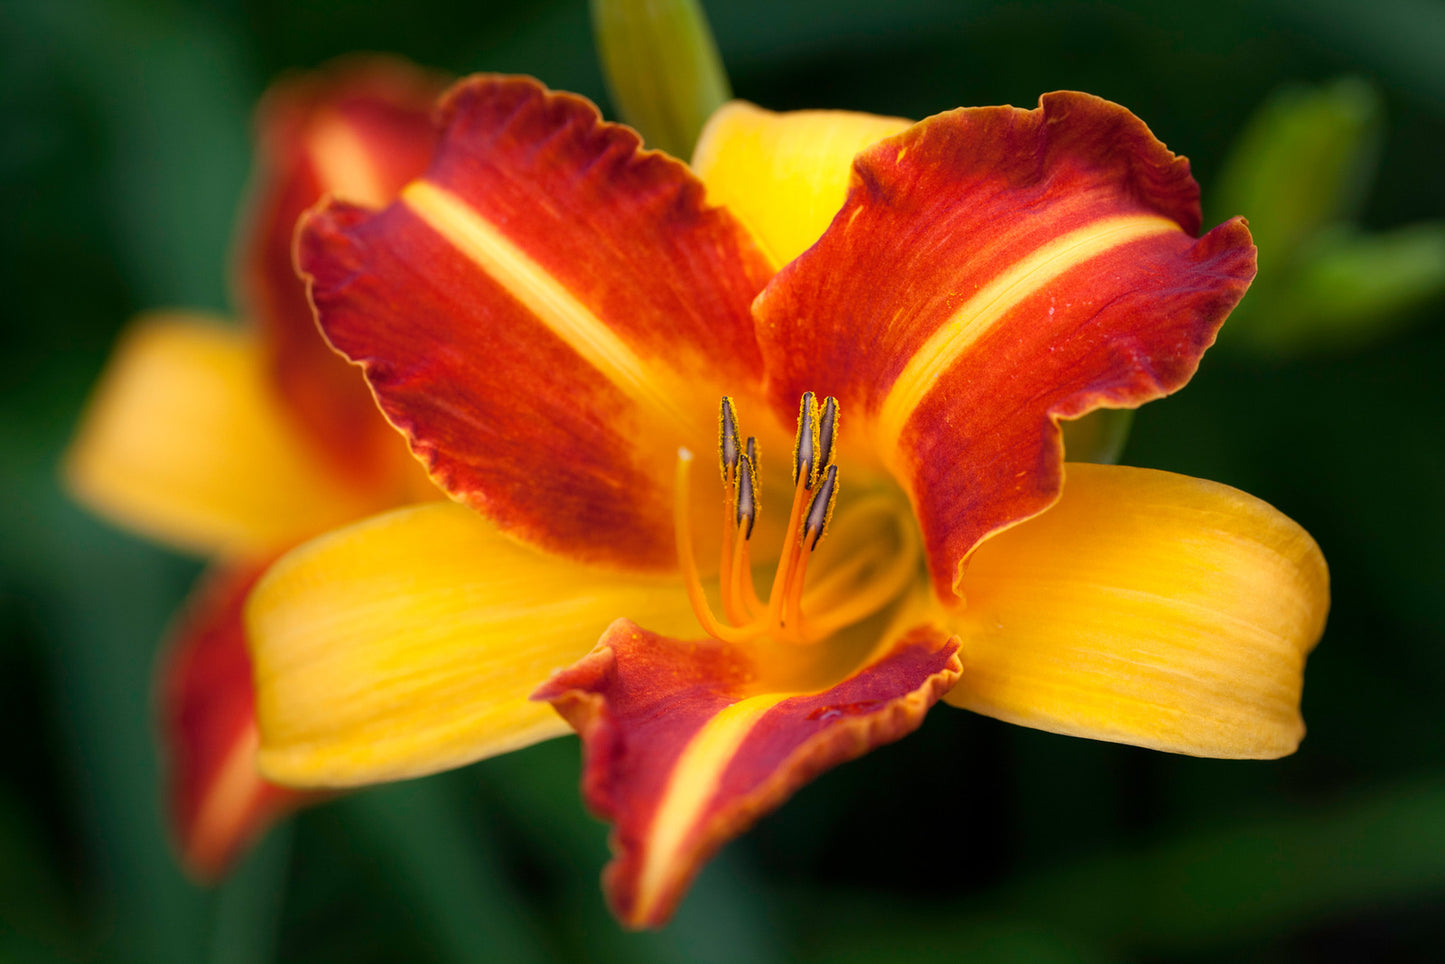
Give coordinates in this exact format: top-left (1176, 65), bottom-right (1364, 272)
top-left (945, 463), bottom-right (1328, 758)
top-left (236, 57), bottom-right (444, 488)
top-left (533, 619), bottom-right (962, 928)
top-left (297, 75), bottom-right (776, 573)
top-left (752, 91), bottom-right (1257, 600)
top-left (64, 314), bottom-right (392, 556)
top-left (160, 561), bottom-right (313, 881)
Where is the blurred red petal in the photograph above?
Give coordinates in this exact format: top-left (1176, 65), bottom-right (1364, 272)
top-left (237, 58), bottom-right (444, 488)
top-left (159, 562), bottom-right (314, 881)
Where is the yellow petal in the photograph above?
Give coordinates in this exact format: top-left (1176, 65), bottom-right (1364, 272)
top-left (65, 314), bottom-right (388, 556)
top-left (944, 463), bottom-right (1328, 758)
top-left (691, 101), bottom-right (910, 267)
top-left (246, 502), bottom-right (702, 788)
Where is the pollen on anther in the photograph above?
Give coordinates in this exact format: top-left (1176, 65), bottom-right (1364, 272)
top-left (793, 392), bottom-right (817, 487)
top-left (719, 397), bottom-right (740, 479)
top-left (817, 396), bottom-right (839, 471)
top-left (803, 464), bottom-right (839, 551)
top-left (736, 449), bottom-right (757, 538)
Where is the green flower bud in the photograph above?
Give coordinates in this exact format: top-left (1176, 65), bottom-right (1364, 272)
top-left (590, 0), bottom-right (731, 158)
top-left (1249, 224), bottom-right (1445, 352)
top-left (1215, 77), bottom-right (1445, 354)
top-left (1214, 77), bottom-right (1381, 264)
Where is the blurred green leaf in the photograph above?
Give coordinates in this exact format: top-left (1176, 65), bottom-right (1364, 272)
top-left (796, 773), bottom-right (1445, 959)
top-left (591, 0), bottom-right (731, 156)
top-left (801, 921), bottom-right (1113, 964)
top-left (483, 740), bottom-right (783, 963)
top-left (18, 0), bottom-right (253, 309)
top-left (0, 783), bottom-right (83, 961)
top-left (706, 0), bottom-right (969, 74)
top-left (1214, 77), bottom-right (1381, 263)
top-left (1251, 223), bottom-right (1445, 351)
top-left (340, 775), bottom-right (550, 963)
top-left (208, 823), bottom-right (291, 964)
top-left (483, 737), bottom-right (607, 865)
top-left (1258, 0), bottom-right (1445, 112)
top-left (997, 774), bottom-right (1445, 953)
top-left (1215, 76), bottom-right (1445, 355)
top-left (2, 422), bottom-right (207, 963)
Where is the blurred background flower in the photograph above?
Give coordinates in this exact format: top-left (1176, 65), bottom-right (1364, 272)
top-left (2, 0), bottom-right (1443, 961)
top-left (62, 56), bottom-right (446, 887)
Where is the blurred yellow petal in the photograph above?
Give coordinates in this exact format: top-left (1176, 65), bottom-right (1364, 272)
top-left (247, 502), bottom-right (703, 788)
top-left (691, 101), bottom-right (910, 266)
top-left (65, 314), bottom-right (387, 556)
top-left (945, 463), bottom-right (1328, 758)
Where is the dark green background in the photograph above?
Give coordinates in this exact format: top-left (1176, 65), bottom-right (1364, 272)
top-left (3, 1), bottom-right (1443, 961)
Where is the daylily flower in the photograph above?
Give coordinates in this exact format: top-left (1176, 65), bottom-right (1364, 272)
top-left (248, 76), bottom-right (1330, 927)
top-left (64, 59), bottom-right (444, 879)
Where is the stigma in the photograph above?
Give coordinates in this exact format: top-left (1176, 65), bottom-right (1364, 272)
top-left (674, 394), bottom-right (843, 646)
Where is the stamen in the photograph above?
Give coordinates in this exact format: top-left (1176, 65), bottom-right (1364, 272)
top-left (674, 448), bottom-right (761, 645)
top-left (725, 445), bottom-right (761, 621)
top-left (717, 399), bottom-right (740, 623)
top-left (728, 520), bottom-right (759, 621)
top-left (764, 470), bottom-right (814, 631)
top-left (792, 392), bottom-right (817, 488)
top-left (816, 396), bottom-right (839, 474)
top-left (681, 393), bottom-right (905, 647)
top-left (802, 464), bottom-right (839, 551)
top-left (735, 447), bottom-right (757, 538)
top-left (719, 397), bottom-right (741, 479)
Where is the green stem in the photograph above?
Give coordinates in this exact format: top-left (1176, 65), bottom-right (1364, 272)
top-left (208, 823), bottom-right (292, 964)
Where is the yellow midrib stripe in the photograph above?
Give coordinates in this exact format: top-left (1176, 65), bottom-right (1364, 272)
top-left (875, 214), bottom-right (1180, 453)
top-left (402, 181), bottom-right (689, 432)
top-left (189, 723), bottom-right (266, 872)
top-left (633, 691), bottom-right (788, 922)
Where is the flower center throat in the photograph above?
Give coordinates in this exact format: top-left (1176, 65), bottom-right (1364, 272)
top-left (675, 394), bottom-right (915, 646)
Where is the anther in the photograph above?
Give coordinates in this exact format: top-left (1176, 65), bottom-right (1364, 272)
top-left (793, 392), bottom-right (817, 488)
top-left (719, 397), bottom-right (741, 479)
top-left (816, 396), bottom-right (839, 473)
top-left (736, 446), bottom-right (757, 538)
top-left (802, 464), bottom-right (839, 550)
